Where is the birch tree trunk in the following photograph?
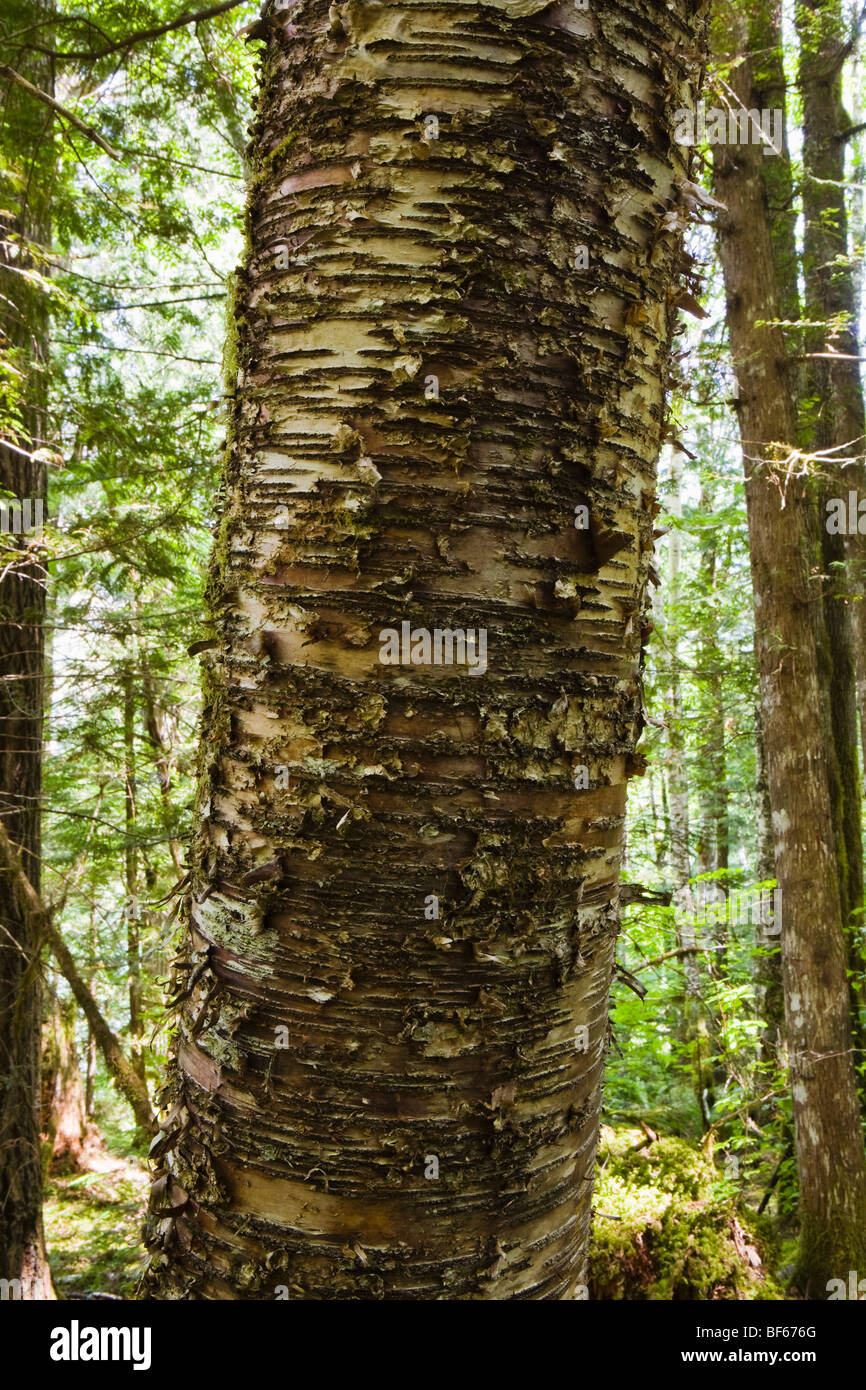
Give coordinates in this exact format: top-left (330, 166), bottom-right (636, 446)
top-left (713, 2), bottom-right (866, 1295)
top-left (144, 0), bottom-right (709, 1300)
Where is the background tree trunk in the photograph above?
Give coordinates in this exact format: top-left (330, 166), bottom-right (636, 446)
top-left (796, 0), bottom-right (866, 1055)
top-left (41, 988), bottom-right (88, 1175)
top-left (143, 0), bottom-right (710, 1299)
top-left (42, 907), bottom-right (156, 1140)
top-left (663, 454), bottom-right (710, 1122)
top-left (0, 0), bottom-right (53, 1299)
top-left (713, 2), bottom-right (866, 1294)
top-left (754, 699), bottom-right (783, 1071)
top-left (123, 664), bottom-right (146, 1089)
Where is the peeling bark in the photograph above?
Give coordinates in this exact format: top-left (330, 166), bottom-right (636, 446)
top-left (144, 0), bottom-right (710, 1299)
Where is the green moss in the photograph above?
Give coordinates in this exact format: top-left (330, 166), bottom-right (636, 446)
top-left (221, 279), bottom-right (240, 402)
top-left (44, 1165), bottom-right (149, 1300)
top-left (588, 1127), bottom-right (784, 1300)
top-left (264, 129), bottom-right (298, 166)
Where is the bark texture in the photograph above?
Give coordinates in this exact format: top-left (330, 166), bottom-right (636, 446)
top-left (144, 0), bottom-right (709, 1299)
top-left (0, 0), bottom-right (53, 1297)
top-left (713, 2), bottom-right (866, 1295)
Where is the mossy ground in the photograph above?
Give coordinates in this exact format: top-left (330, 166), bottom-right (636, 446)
top-left (44, 1160), bottom-right (149, 1300)
top-left (589, 1126), bottom-right (786, 1300)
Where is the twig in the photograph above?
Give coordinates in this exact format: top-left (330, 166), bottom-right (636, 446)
top-left (14, 0), bottom-right (251, 63)
top-left (632, 945), bottom-right (700, 973)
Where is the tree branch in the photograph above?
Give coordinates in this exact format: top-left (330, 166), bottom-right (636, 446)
top-left (835, 121), bottom-right (866, 144)
top-left (43, 915), bottom-right (157, 1137)
top-left (0, 821), bottom-right (156, 1136)
top-left (632, 946), bottom-right (701, 973)
top-left (23, 0), bottom-right (252, 63)
top-left (0, 65), bottom-right (121, 159)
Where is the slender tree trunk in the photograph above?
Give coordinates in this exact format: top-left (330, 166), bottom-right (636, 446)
top-left (85, 901), bottom-right (97, 1118)
top-left (84, 1026), bottom-right (97, 1119)
top-left (123, 666), bottom-right (146, 1087)
top-left (754, 698), bottom-right (783, 1070)
top-left (142, 654), bottom-right (184, 877)
top-left (664, 454), bottom-right (708, 1121)
top-left (0, 0), bottom-right (54, 1298)
top-left (713, 3), bottom-right (866, 1294)
top-left (697, 490), bottom-right (728, 1092)
top-left (46, 916), bottom-right (156, 1139)
top-left (41, 989), bottom-right (88, 1175)
top-left (0, 823), bottom-right (157, 1138)
top-left (665, 456), bottom-right (695, 945)
top-left (50, 934), bottom-right (155, 1139)
top-left (703, 550), bottom-right (728, 907)
top-left (143, 0), bottom-right (710, 1299)
top-left (647, 771), bottom-right (667, 872)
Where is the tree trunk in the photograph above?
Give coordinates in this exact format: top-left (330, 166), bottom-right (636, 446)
top-left (754, 698), bottom-right (783, 1070)
top-left (85, 903), bottom-right (97, 1118)
top-left (647, 770), bottom-right (667, 872)
top-left (696, 485), bottom-right (728, 1093)
top-left (663, 453), bottom-right (709, 1122)
top-left (747, 0), bottom-right (863, 1055)
top-left (42, 908), bottom-right (157, 1141)
top-left (41, 989), bottom-right (88, 1175)
top-left (699, 499), bottom-right (728, 907)
top-left (713, 3), bottom-right (866, 1294)
top-left (0, 821), bottom-right (158, 1140)
top-left (796, 0), bottom-right (866, 1047)
top-left (123, 664), bottom-right (147, 1087)
top-left (0, 0), bottom-right (53, 1299)
top-left (142, 652), bottom-right (185, 878)
top-left (143, 0), bottom-right (710, 1300)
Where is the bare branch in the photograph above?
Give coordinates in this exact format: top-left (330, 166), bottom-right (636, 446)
top-left (0, 819), bottom-right (156, 1136)
top-left (0, 64), bottom-right (121, 159)
top-left (25, 0), bottom-right (252, 63)
top-left (631, 945), bottom-right (701, 973)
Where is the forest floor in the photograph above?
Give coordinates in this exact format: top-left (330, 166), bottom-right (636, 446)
top-left (44, 1154), bottom-right (149, 1300)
